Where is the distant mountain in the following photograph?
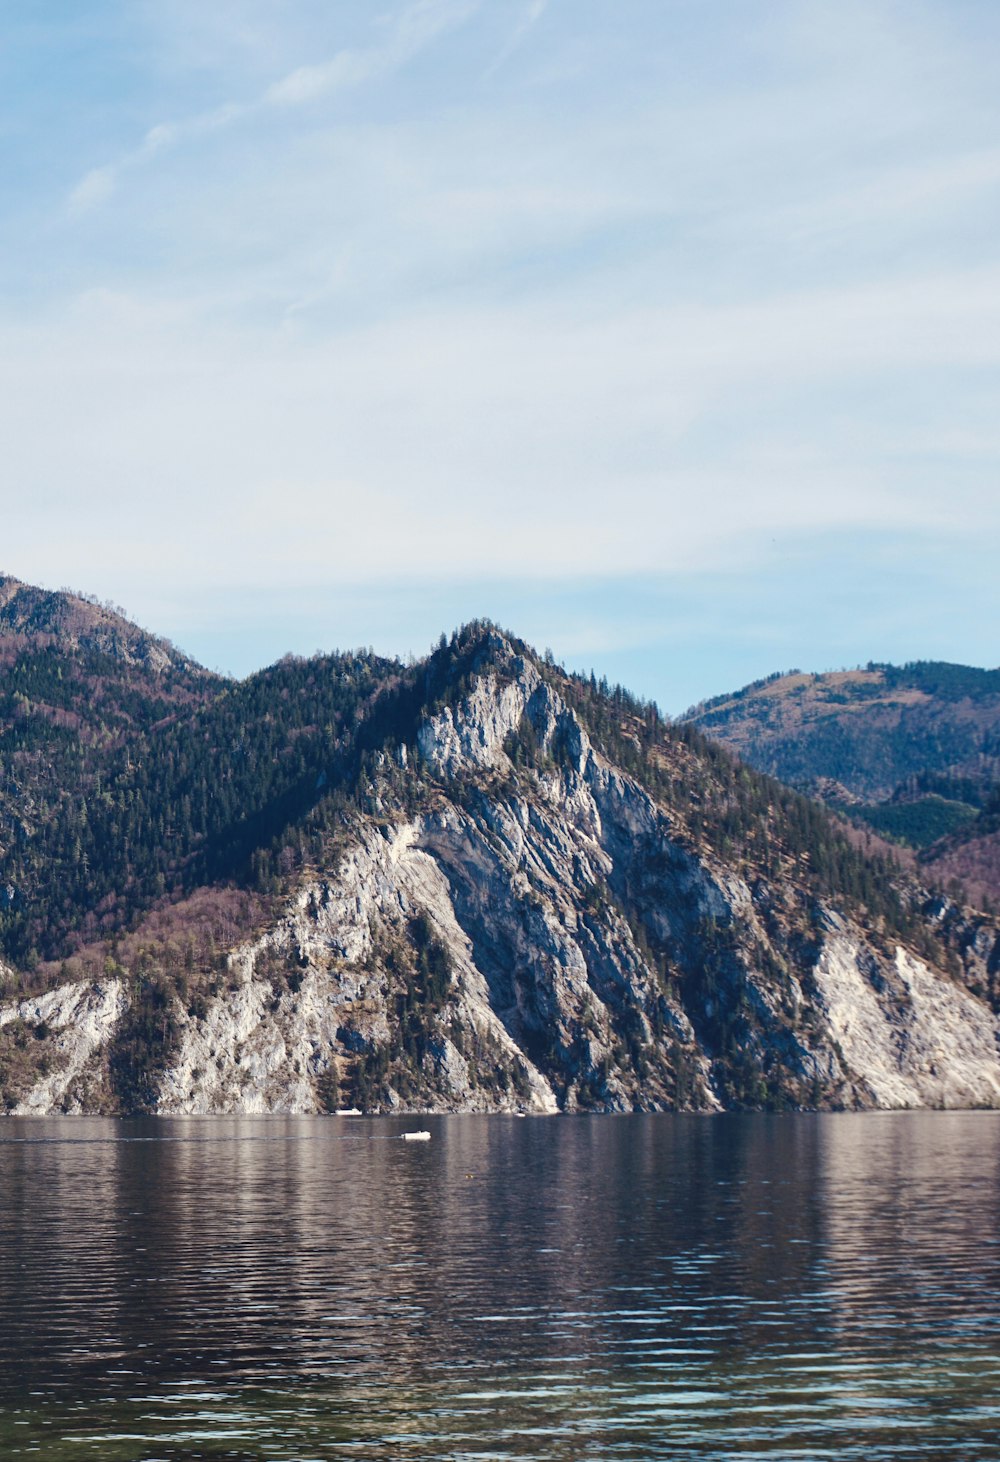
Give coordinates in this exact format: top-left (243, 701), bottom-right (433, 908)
top-left (683, 662), bottom-right (1000, 801)
top-left (0, 575), bottom-right (203, 674)
top-left (683, 662), bottom-right (1000, 908)
top-left (2, 591), bottom-right (999, 1116)
top-left (0, 576), bottom-right (222, 933)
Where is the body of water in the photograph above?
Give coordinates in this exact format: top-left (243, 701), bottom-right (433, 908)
top-left (0, 1112), bottom-right (998, 1459)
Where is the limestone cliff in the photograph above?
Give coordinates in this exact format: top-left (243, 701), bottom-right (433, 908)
top-left (3, 632), bottom-right (999, 1116)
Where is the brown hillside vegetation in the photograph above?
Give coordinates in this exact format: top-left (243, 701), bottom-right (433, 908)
top-left (685, 661), bottom-right (1000, 908)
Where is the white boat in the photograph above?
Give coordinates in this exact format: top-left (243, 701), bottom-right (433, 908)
top-left (402, 1130), bottom-right (432, 1141)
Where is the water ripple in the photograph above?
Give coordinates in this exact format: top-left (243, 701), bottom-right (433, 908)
top-left (0, 1112), bottom-right (998, 1457)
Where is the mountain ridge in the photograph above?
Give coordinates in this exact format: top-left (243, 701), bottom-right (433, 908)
top-left (0, 573), bottom-right (206, 676)
top-left (683, 660), bottom-right (1000, 908)
top-left (1, 587), bottom-right (999, 1116)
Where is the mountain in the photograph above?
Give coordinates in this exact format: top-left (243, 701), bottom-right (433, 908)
top-left (0, 576), bottom-right (222, 949)
top-left (0, 574), bottom-right (205, 674)
top-left (1, 596), bottom-right (999, 1116)
top-left (683, 662), bottom-right (1000, 908)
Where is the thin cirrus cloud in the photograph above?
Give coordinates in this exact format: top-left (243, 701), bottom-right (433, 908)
top-left (4, 0), bottom-right (998, 695)
top-left (265, 0), bottom-right (480, 104)
top-left (69, 0), bottom-right (481, 214)
top-left (483, 0), bottom-right (549, 76)
top-left (69, 115), bottom-right (186, 215)
top-left (6, 258), bottom-right (998, 588)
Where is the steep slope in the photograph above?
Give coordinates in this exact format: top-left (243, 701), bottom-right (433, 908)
top-left (2, 621), bottom-right (999, 1116)
top-left (0, 575), bottom-right (198, 672)
top-left (0, 578), bottom-right (224, 965)
top-left (683, 662), bottom-right (1000, 905)
top-left (0, 645), bottom-right (401, 968)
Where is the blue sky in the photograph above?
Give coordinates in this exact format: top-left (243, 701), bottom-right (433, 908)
top-left (2, 1), bottom-right (999, 711)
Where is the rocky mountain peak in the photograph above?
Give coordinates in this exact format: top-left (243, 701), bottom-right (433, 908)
top-left (416, 640), bottom-right (588, 784)
top-left (2, 592), bottom-right (1000, 1117)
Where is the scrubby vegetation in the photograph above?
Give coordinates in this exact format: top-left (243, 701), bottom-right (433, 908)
top-left (2, 591), bottom-right (997, 1116)
top-left (1, 610), bottom-right (977, 998)
top-left (683, 658), bottom-right (1000, 905)
top-left (853, 795), bottom-right (979, 848)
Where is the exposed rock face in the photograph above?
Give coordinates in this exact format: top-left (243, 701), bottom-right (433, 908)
top-left (3, 639), bottom-right (1000, 1115)
top-left (0, 977), bottom-right (125, 1114)
top-left (157, 823), bottom-right (561, 1116)
top-left (811, 934), bottom-right (1000, 1109)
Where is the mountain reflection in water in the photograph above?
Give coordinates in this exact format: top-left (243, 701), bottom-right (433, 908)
top-left (1, 1113), bottom-right (998, 1459)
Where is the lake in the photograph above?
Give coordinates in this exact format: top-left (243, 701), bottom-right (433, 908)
top-left (0, 1113), bottom-right (998, 1459)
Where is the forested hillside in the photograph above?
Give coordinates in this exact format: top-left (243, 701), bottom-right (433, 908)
top-left (1, 583), bottom-right (998, 1116)
top-left (684, 662), bottom-right (1000, 908)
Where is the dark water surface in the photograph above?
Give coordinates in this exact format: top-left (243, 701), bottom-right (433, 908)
top-left (0, 1113), bottom-right (998, 1460)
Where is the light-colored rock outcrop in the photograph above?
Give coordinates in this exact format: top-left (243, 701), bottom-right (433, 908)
top-left (3, 645), bottom-right (1000, 1115)
top-left (0, 977), bottom-right (125, 1113)
top-left (157, 822), bottom-right (560, 1115)
top-left (812, 934), bottom-right (1000, 1108)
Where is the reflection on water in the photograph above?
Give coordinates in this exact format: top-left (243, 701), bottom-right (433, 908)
top-left (0, 1114), bottom-right (998, 1458)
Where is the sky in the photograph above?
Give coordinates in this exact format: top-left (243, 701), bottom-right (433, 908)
top-left (1, 0), bottom-right (998, 712)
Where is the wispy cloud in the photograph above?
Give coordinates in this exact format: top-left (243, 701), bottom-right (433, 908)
top-left (264, 51), bottom-right (377, 107)
top-left (67, 0), bottom-right (480, 214)
top-left (69, 167), bottom-right (117, 215)
top-left (67, 104), bottom-right (242, 214)
top-left (5, 0), bottom-right (998, 695)
top-left (484, 0), bottom-right (549, 77)
top-left (266, 0), bottom-right (477, 106)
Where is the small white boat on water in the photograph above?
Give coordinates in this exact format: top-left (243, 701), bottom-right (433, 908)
top-left (402, 1130), bottom-right (432, 1141)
